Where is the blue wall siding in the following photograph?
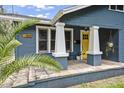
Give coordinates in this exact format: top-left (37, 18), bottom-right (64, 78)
top-left (119, 29), bottom-right (124, 62)
top-left (15, 26), bottom-right (36, 58)
top-left (60, 6), bottom-right (124, 29)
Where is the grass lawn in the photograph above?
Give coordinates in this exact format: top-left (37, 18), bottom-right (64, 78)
top-left (69, 75), bottom-right (124, 88)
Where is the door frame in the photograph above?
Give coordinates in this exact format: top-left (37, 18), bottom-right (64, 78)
top-left (80, 30), bottom-right (90, 60)
top-left (80, 30), bottom-right (85, 60)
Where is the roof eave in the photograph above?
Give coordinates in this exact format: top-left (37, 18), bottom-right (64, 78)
top-left (0, 14), bottom-right (52, 25)
top-left (51, 5), bottom-right (92, 25)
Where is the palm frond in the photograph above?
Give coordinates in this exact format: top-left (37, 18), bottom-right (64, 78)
top-left (0, 19), bottom-right (38, 61)
top-left (2, 39), bottom-right (21, 57)
top-left (0, 19), bottom-right (39, 40)
top-left (12, 19), bottom-right (39, 37)
top-left (35, 55), bottom-right (62, 70)
top-left (0, 39), bottom-right (21, 61)
top-left (0, 55), bottom-right (61, 84)
top-left (0, 19), bottom-right (13, 35)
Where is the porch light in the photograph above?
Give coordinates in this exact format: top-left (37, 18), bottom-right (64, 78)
top-left (84, 27), bottom-right (89, 31)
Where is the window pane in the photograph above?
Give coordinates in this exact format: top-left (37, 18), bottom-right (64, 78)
top-left (39, 29), bottom-right (47, 51)
top-left (39, 29), bottom-right (47, 40)
top-left (66, 41), bottom-right (71, 51)
top-left (51, 30), bottom-right (55, 50)
top-left (110, 5), bottom-right (116, 10)
top-left (39, 41), bottom-right (47, 50)
top-left (51, 41), bottom-right (55, 50)
top-left (117, 5), bottom-right (123, 10)
top-left (65, 31), bottom-right (71, 40)
top-left (51, 30), bottom-right (56, 39)
top-left (65, 31), bottom-right (71, 51)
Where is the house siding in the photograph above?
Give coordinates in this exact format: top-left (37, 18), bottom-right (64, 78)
top-left (15, 26), bottom-right (36, 58)
top-left (119, 29), bottom-right (124, 62)
top-left (60, 5), bottom-right (124, 62)
top-left (60, 5), bottom-right (124, 29)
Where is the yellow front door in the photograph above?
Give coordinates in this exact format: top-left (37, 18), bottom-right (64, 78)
top-left (82, 31), bottom-right (90, 60)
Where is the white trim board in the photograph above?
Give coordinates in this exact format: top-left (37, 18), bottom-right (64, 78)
top-left (36, 25), bottom-right (74, 54)
top-left (80, 30), bottom-right (84, 60)
top-left (36, 26), bottom-right (39, 54)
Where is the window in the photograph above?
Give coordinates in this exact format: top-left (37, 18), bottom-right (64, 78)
top-left (117, 5), bottom-right (123, 11)
top-left (109, 5), bottom-right (124, 12)
top-left (110, 5), bottom-right (116, 10)
top-left (37, 26), bottom-right (73, 53)
top-left (39, 29), bottom-right (48, 51)
top-left (51, 29), bottom-right (56, 51)
top-left (50, 29), bottom-right (72, 52)
top-left (83, 34), bottom-right (89, 40)
top-left (65, 31), bottom-right (71, 51)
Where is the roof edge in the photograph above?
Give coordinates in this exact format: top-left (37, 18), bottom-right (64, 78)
top-left (51, 5), bottom-right (92, 25)
top-left (0, 13), bottom-right (52, 25)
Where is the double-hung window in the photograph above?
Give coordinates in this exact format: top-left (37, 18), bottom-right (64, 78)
top-left (37, 26), bottom-right (73, 53)
top-left (65, 30), bottom-right (72, 52)
top-left (38, 29), bottom-right (48, 52)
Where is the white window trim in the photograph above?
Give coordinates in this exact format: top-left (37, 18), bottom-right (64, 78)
top-left (36, 27), bottom-right (39, 54)
top-left (65, 29), bottom-right (74, 53)
top-left (109, 5), bottom-right (124, 13)
top-left (36, 27), bottom-right (49, 54)
top-left (36, 26), bottom-right (73, 54)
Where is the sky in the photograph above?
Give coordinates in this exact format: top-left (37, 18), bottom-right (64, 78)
top-left (3, 5), bottom-right (71, 19)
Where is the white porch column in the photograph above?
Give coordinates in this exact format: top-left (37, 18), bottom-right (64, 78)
top-left (87, 26), bottom-right (102, 66)
top-left (52, 22), bottom-right (69, 69)
top-left (52, 22), bottom-right (69, 57)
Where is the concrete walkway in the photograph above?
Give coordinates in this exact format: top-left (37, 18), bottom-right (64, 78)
top-left (1, 60), bottom-right (124, 88)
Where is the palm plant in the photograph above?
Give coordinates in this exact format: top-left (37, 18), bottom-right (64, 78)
top-left (0, 5), bottom-right (5, 14)
top-left (0, 19), bottom-right (61, 85)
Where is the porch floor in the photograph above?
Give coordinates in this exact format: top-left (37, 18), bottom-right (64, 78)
top-left (1, 60), bottom-right (124, 88)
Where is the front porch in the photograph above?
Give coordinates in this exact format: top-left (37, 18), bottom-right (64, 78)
top-left (52, 22), bottom-right (120, 69)
top-left (53, 23), bottom-right (103, 69)
top-left (1, 60), bottom-right (124, 88)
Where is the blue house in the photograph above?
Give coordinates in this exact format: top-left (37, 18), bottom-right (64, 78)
top-left (1, 5), bottom-right (124, 70)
